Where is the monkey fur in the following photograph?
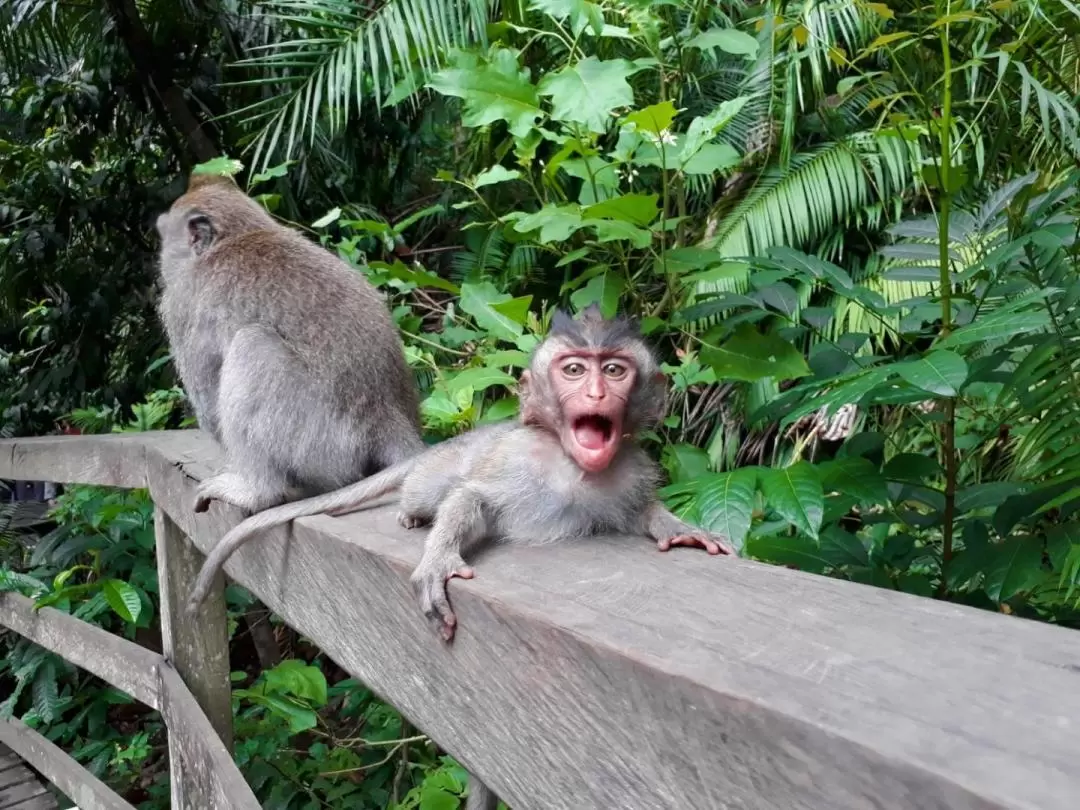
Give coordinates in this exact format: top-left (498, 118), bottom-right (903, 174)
top-left (155, 173), bottom-right (425, 516)
top-left (186, 306), bottom-right (734, 634)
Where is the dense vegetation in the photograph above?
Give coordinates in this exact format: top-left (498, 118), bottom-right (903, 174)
top-left (2, 1), bottom-right (1079, 807)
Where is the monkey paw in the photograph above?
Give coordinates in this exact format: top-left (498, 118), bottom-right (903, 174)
top-left (656, 532), bottom-right (734, 556)
top-left (397, 511), bottom-right (428, 530)
top-left (410, 555), bottom-right (475, 642)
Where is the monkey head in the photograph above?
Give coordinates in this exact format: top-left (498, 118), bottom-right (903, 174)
top-left (519, 305), bottom-right (667, 474)
top-left (155, 173), bottom-right (273, 267)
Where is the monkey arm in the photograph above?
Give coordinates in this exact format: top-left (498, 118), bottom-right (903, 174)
top-left (642, 501), bottom-right (734, 556)
top-left (409, 487), bottom-right (489, 642)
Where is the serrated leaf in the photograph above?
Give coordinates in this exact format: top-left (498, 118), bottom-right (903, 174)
top-left (473, 165), bottom-right (523, 188)
top-left (428, 49), bottom-right (543, 137)
top-left (894, 350), bottom-right (968, 397)
top-left (759, 463), bottom-right (824, 540)
top-left (192, 156), bottom-right (244, 177)
top-left (538, 56), bottom-right (637, 133)
top-left (582, 193), bottom-right (658, 226)
top-left (512, 203), bottom-right (584, 243)
top-left (446, 367), bottom-right (516, 397)
top-left (570, 271), bottom-right (624, 318)
top-left (622, 100), bottom-right (677, 135)
top-left (820, 458), bottom-right (888, 506)
top-left (701, 323), bottom-right (811, 383)
top-left (686, 28), bottom-right (759, 58)
top-left (460, 282), bottom-right (527, 341)
top-left (101, 579), bottom-right (141, 624)
top-left (694, 469), bottom-right (757, 551)
top-left (32, 660), bottom-right (58, 724)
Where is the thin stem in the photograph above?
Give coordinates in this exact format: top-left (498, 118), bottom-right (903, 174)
top-left (936, 1), bottom-right (958, 597)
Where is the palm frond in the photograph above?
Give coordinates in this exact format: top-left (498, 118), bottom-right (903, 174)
top-left (229, 0), bottom-right (495, 171)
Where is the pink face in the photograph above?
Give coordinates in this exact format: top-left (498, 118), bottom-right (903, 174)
top-left (550, 349), bottom-right (637, 473)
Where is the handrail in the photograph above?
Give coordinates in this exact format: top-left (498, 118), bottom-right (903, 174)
top-left (1, 430), bottom-right (1079, 810)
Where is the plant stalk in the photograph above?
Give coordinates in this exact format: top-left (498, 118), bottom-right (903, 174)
top-left (936, 4), bottom-right (958, 597)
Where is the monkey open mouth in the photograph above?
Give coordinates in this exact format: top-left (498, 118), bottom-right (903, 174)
top-left (570, 414), bottom-right (621, 473)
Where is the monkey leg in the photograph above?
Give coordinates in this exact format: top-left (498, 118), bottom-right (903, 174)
top-left (464, 775), bottom-right (500, 810)
top-left (409, 488), bottom-right (487, 641)
top-left (193, 472), bottom-right (298, 515)
top-left (643, 502), bottom-right (735, 556)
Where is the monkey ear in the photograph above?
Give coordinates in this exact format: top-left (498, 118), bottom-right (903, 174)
top-left (517, 369), bottom-right (532, 401)
top-left (186, 213), bottom-right (215, 255)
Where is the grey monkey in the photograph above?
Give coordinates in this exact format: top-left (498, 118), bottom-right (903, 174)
top-left (186, 306), bottom-right (734, 629)
top-left (154, 172), bottom-right (425, 515)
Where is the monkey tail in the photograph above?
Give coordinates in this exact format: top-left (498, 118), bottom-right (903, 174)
top-left (185, 461), bottom-right (414, 614)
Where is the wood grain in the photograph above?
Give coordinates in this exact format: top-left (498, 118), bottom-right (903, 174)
top-left (3, 431), bottom-right (1080, 809)
top-left (0, 722), bottom-right (121, 810)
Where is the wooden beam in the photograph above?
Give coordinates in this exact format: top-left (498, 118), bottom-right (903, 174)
top-left (4, 432), bottom-right (1080, 810)
top-left (155, 506), bottom-right (234, 808)
top-left (0, 594), bottom-right (260, 810)
top-left (0, 719), bottom-right (133, 810)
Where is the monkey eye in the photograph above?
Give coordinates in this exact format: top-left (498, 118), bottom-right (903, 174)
top-left (602, 362), bottom-right (628, 378)
top-left (562, 361), bottom-right (586, 378)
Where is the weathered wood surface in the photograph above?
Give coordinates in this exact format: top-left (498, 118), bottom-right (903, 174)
top-left (0, 593), bottom-right (260, 810)
top-left (0, 740), bottom-right (56, 810)
top-left (0, 723), bottom-right (122, 810)
top-left (3, 432), bottom-right (1080, 810)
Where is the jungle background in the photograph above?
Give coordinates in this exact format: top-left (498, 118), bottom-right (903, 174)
top-left (2, 1), bottom-right (1080, 807)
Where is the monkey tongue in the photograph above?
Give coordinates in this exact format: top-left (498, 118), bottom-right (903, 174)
top-left (573, 419), bottom-right (610, 450)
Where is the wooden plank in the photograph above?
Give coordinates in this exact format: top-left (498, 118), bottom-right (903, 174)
top-left (154, 506), bottom-right (234, 809)
top-left (7, 432), bottom-right (1080, 810)
top-left (0, 718), bottom-right (125, 810)
top-left (155, 668), bottom-right (260, 810)
top-left (0, 594), bottom-right (161, 710)
top-left (0, 594), bottom-right (259, 809)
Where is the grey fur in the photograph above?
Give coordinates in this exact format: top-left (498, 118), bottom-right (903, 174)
top-left (155, 173), bottom-right (425, 518)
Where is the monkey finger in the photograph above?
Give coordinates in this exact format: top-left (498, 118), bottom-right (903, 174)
top-left (667, 534), bottom-right (722, 555)
top-left (448, 566), bottom-right (475, 581)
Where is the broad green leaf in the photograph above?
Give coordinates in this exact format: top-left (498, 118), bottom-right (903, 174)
top-left (819, 526), bottom-right (869, 567)
top-left (894, 350), bottom-right (968, 397)
top-left (263, 660), bottom-right (328, 706)
top-left (570, 271), bottom-right (624, 318)
top-left (582, 193), bottom-right (659, 226)
top-left (491, 295), bottom-right (533, 325)
top-left (766, 247), bottom-right (854, 290)
top-left (654, 247), bottom-right (723, 276)
top-left (661, 443), bottom-right (712, 483)
top-left (446, 367), bottom-right (516, 397)
top-left (460, 282), bottom-right (525, 341)
top-left (370, 260), bottom-right (460, 294)
top-left (883, 453), bottom-right (942, 483)
top-left (101, 579), bottom-right (141, 624)
top-left (192, 156), bottom-right (243, 176)
top-left (819, 458), bottom-right (888, 506)
top-left (428, 49), bottom-right (542, 137)
top-left (759, 463), bottom-right (824, 540)
top-left (473, 165), bottom-right (523, 188)
top-left (512, 204), bottom-right (585, 242)
top-left (622, 100), bottom-right (678, 135)
top-left (538, 56), bottom-right (637, 133)
top-left (686, 28), bottom-right (759, 58)
top-left (681, 96), bottom-right (750, 158)
top-left (694, 468), bottom-right (757, 552)
top-left (530, 0), bottom-right (605, 36)
top-left (480, 396), bottom-right (520, 423)
top-left (936, 310), bottom-right (1050, 348)
top-left (586, 219), bottom-right (652, 248)
top-left (701, 324), bottom-right (812, 383)
top-left (680, 142), bottom-right (741, 175)
top-left (744, 533), bottom-right (827, 573)
top-left (420, 789), bottom-right (459, 810)
top-left (1047, 523), bottom-right (1080, 572)
top-left (983, 538), bottom-right (1044, 602)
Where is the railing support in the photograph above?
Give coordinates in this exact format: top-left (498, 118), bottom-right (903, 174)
top-left (154, 506), bottom-right (233, 808)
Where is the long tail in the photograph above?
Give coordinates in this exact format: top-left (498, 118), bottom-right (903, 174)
top-left (186, 460), bottom-right (414, 613)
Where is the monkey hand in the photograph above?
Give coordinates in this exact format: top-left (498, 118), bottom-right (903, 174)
top-left (410, 554), bottom-right (475, 642)
top-left (656, 531), bottom-right (735, 556)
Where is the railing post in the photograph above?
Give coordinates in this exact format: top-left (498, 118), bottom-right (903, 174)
top-left (154, 505), bottom-right (233, 808)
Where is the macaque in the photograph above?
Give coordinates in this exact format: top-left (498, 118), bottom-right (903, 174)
top-left (154, 172), bottom-right (425, 515)
top-left (186, 306), bottom-right (734, 634)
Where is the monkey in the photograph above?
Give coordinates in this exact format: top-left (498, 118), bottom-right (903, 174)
top-left (185, 305), bottom-right (735, 637)
top-left (154, 172), bottom-right (426, 516)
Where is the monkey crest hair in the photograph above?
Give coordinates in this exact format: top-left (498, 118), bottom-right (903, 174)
top-left (522, 305), bottom-right (668, 435)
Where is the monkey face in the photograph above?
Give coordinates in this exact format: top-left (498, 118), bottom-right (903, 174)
top-left (548, 349), bottom-right (637, 473)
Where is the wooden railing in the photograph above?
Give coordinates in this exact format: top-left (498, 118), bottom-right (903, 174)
top-left (1, 430), bottom-right (1079, 810)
